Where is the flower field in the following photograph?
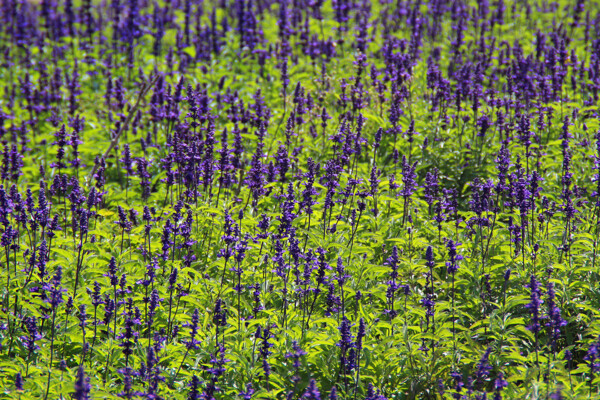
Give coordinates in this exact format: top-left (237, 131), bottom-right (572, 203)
top-left (0, 0), bottom-right (599, 398)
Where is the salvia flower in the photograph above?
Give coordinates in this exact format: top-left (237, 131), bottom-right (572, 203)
top-left (445, 240), bottom-right (463, 274)
top-left (73, 366), bottom-right (91, 400)
top-left (525, 274), bottom-right (544, 334)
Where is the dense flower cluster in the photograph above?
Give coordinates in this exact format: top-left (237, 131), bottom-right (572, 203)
top-left (0, 0), bottom-right (596, 399)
